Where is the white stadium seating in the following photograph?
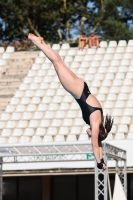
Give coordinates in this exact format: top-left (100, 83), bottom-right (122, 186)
top-left (2, 53), bottom-right (10, 59)
top-left (0, 59), bottom-right (7, 66)
top-left (6, 46), bottom-right (15, 53)
top-left (108, 41), bottom-right (117, 47)
top-left (1, 40), bottom-right (133, 143)
top-left (52, 44), bottom-right (60, 50)
top-left (0, 47), bottom-right (5, 53)
top-left (128, 40), bottom-right (133, 46)
top-left (118, 40), bottom-right (127, 47)
top-left (61, 43), bottom-right (70, 50)
top-left (99, 41), bottom-right (108, 48)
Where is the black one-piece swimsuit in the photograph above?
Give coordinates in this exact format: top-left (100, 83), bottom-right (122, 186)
top-left (75, 82), bottom-right (103, 125)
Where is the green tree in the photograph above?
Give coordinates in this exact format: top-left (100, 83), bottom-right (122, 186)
top-left (87, 0), bottom-right (133, 40)
top-left (0, 0), bottom-right (133, 43)
top-left (0, 0), bottom-right (91, 42)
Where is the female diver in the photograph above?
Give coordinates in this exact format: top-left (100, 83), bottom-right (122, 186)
top-left (28, 33), bottom-right (113, 170)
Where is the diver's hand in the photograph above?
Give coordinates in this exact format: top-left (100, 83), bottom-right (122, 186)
top-left (97, 162), bottom-right (107, 170)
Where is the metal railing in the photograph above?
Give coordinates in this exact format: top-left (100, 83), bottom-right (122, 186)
top-left (0, 142), bottom-right (127, 200)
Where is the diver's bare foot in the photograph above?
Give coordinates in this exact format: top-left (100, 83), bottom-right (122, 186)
top-left (28, 33), bottom-right (44, 45)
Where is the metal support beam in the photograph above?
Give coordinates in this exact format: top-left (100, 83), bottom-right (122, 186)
top-left (95, 146), bottom-right (107, 200)
top-left (95, 162), bottom-right (107, 200)
top-left (0, 158), bottom-right (2, 200)
top-left (124, 157), bottom-right (127, 197)
top-left (95, 143), bottom-right (127, 200)
top-left (115, 159), bottom-right (127, 196)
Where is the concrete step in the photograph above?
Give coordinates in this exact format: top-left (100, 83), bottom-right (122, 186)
top-left (5, 68), bottom-right (30, 75)
top-left (0, 80), bottom-right (21, 87)
top-left (0, 90), bottom-right (16, 95)
top-left (0, 94), bottom-right (14, 98)
top-left (6, 59), bottom-right (35, 69)
top-left (0, 51), bottom-right (33, 116)
top-left (6, 63), bottom-right (32, 68)
top-left (2, 74), bottom-right (26, 79)
top-left (0, 86), bottom-right (19, 90)
top-left (9, 56), bottom-right (36, 60)
top-left (0, 103), bottom-right (8, 108)
top-left (0, 78), bottom-right (21, 83)
top-left (6, 67), bottom-right (30, 73)
top-left (0, 98), bottom-right (11, 103)
top-left (0, 102), bottom-right (10, 109)
top-left (0, 105), bottom-right (7, 110)
top-left (9, 59), bottom-right (35, 63)
top-left (10, 51), bottom-right (39, 59)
